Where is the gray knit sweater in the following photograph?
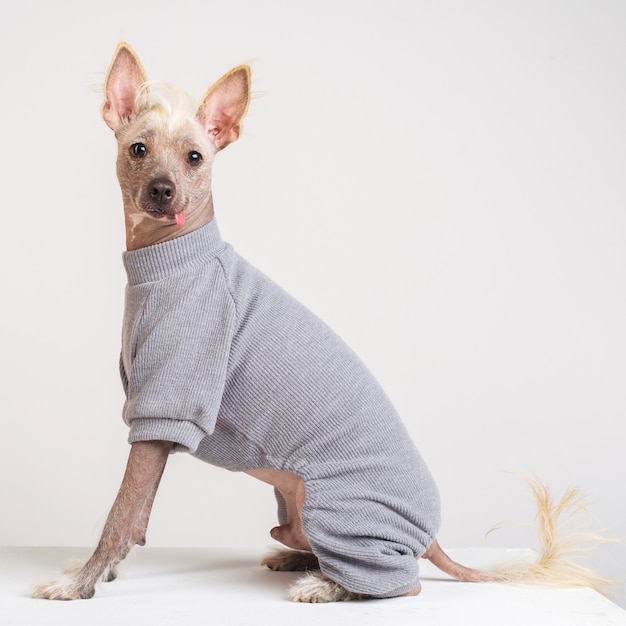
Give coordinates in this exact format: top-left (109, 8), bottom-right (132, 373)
top-left (120, 219), bottom-right (441, 597)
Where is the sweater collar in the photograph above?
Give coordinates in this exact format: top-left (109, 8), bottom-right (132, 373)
top-left (122, 219), bottom-right (226, 285)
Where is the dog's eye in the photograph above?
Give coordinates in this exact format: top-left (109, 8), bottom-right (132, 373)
top-left (130, 143), bottom-right (147, 158)
top-left (187, 151), bottom-right (203, 166)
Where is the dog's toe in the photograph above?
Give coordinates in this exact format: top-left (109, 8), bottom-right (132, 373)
top-left (103, 566), bottom-right (118, 583)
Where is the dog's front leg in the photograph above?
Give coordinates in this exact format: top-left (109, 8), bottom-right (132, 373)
top-left (33, 440), bottom-right (172, 600)
top-left (99, 440), bottom-right (171, 584)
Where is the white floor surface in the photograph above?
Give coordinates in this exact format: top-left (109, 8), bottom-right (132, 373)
top-left (2, 547), bottom-right (625, 626)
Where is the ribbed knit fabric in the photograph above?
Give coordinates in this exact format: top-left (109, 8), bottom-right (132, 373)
top-left (121, 219), bottom-right (441, 597)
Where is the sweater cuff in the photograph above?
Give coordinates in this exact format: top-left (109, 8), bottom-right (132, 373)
top-left (128, 417), bottom-right (206, 454)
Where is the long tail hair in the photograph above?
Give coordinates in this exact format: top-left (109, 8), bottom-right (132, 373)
top-left (490, 476), bottom-right (618, 595)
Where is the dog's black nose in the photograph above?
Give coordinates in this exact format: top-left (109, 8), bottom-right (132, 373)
top-left (148, 178), bottom-right (176, 206)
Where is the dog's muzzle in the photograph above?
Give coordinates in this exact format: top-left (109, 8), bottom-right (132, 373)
top-left (148, 177), bottom-right (176, 208)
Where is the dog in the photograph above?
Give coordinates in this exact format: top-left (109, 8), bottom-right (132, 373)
top-left (33, 43), bottom-right (609, 603)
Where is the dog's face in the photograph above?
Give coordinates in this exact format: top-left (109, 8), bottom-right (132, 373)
top-left (113, 86), bottom-right (218, 228)
top-left (102, 43), bottom-right (250, 246)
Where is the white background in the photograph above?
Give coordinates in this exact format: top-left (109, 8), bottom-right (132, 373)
top-left (1, 0), bottom-right (624, 609)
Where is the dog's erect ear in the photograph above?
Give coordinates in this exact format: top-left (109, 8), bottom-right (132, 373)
top-left (198, 66), bottom-right (251, 151)
top-left (102, 42), bottom-right (148, 131)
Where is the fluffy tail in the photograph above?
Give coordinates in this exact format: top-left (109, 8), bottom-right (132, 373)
top-left (426, 477), bottom-right (618, 595)
top-left (488, 476), bottom-right (618, 594)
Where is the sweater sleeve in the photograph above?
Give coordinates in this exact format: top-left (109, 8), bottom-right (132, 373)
top-left (122, 265), bottom-right (237, 454)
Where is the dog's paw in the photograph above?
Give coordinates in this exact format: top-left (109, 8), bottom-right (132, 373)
top-left (33, 576), bottom-right (95, 601)
top-left (32, 563), bottom-right (95, 601)
top-left (288, 572), bottom-right (368, 603)
top-left (261, 548), bottom-right (320, 572)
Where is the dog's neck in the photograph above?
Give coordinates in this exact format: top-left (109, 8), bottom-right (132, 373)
top-left (124, 196), bottom-right (215, 250)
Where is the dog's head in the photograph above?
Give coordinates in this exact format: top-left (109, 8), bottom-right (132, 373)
top-left (102, 43), bottom-right (250, 246)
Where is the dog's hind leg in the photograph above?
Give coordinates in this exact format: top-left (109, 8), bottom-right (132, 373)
top-left (33, 440), bottom-right (172, 600)
top-left (248, 469), bottom-right (313, 554)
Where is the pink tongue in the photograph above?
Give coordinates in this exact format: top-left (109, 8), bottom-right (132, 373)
top-left (175, 211), bottom-right (186, 227)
